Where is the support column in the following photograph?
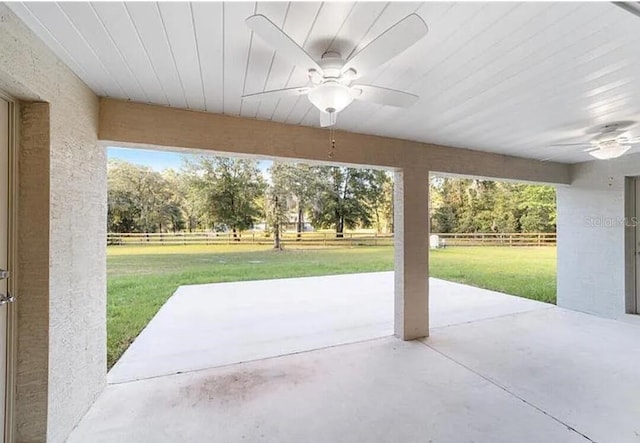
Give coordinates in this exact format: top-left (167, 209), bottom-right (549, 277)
top-left (394, 167), bottom-right (429, 340)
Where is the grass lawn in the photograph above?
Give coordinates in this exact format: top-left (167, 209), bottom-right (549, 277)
top-left (107, 245), bottom-right (556, 368)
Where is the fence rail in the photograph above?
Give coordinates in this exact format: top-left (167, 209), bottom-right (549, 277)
top-left (107, 231), bottom-right (394, 247)
top-left (435, 232), bottom-right (556, 247)
top-left (107, 231), bottom-right (556, 247)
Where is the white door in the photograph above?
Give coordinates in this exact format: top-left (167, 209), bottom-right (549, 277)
top-left (0, 97), bottom-right (9, 440)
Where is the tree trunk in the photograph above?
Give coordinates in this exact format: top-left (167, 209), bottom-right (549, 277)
top-left (232, 227), bottom-right (240, 241)
top-left (336, 216), bottom-right (344, 238)
top-left (296, 206), bottom-right (303, 241)
top-left (273, 222), bottom-right (281, 250)
top-left (336, 169), bottom-right (348, 238)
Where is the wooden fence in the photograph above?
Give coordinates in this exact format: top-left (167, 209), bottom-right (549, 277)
top-left (435, 232), bottom-right (556, 247)
top-left (107, 231), bottom-right (556, 247)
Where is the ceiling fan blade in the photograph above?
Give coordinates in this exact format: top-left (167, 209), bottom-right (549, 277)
top-left (242, 86), bottom-right (309, 102)
top-left (246, 14), bottom-right (322, 73)
top-left (351, 84), bottom-right (418, 108)
top-left (343, 13), bottom-right (428, 76)
top-left (547, 142), bottom-right (592, 147)
top-left (320, 111), bottom-right (337, 128)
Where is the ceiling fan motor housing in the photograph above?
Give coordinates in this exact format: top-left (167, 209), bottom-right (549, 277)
top-left (319, 52), bottom-right (345, 78)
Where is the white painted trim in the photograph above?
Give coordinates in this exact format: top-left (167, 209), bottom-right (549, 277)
top-left (0, 89), bottom-right (18, 443)
top-left (624, 176), bottom-right (637, 314)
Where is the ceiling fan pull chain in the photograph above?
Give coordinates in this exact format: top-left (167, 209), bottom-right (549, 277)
top-left (328, 127), bottom-right (336, 159)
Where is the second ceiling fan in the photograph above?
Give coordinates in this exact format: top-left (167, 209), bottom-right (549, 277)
top-left (242, 13), bottom-right (429, 127)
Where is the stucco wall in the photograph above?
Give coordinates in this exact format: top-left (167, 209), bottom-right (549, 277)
top-left (557, 153), bottom-right (640, 318)
top-left (0, 4), bottom-right (105, 443)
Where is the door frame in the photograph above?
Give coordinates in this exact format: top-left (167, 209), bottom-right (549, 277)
top-left (0, 90), bottom-right (18, 443)
top-left (625, 176), bottom-right (639, 314)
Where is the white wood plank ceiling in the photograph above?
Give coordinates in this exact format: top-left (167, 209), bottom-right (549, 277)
top-left (7, 2), bottom-right (640, 163)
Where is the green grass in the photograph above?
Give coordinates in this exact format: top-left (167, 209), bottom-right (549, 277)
top-left (107, 245), bottom-right (556, 368)
top-left (430, 247), bottom-right (556, 304)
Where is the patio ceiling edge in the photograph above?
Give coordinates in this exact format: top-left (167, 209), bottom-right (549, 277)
top-left (98, 98), bottom-right (570, 186)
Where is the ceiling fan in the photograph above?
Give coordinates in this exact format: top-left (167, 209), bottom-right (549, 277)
top-left (546, 122), bottom-right (640, 160)
top-left (241, 13), bottom-right (429, 127)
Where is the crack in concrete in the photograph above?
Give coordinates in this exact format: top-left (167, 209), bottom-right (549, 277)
top-left (418, 340), bottom-right (597, 443)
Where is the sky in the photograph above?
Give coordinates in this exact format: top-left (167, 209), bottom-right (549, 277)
top-left (107, 147), bottom-right (187, 171)
top-left (107, 146), bottom-right (272, 173)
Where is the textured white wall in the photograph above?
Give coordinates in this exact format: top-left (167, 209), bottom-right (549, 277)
top-left (557, 154), bottom-right (640, 318)
top-left (0, 4), bottom-right (105, 443)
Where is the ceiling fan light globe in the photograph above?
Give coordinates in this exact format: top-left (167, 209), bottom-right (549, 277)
top-left (589, 144), bottom-right (631, 160)
top-left (308, 82), bottom-right (354, 114)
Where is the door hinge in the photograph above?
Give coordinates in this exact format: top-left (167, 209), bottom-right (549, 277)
top-left (0, 293), bottom-right (15, 304)
top-left (0, 269), bottom-right (8, 280)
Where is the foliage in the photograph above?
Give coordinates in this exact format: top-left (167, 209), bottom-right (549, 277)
top-left (517, 184), bottom-right (557, 232)
top-left (375, 173), bottom-right (394, 233)
top-left (181, 156), bottom-right (266, 235)
top-left (265, 162), bottom-right (293, 248)
top-left (310, 166), bottom-right (388, 236)
top-left (107, 157), bottom-right (395, 238)
top-left (430, 177), bottom-right (556, 233)
top-left (107, 160), bottom-right (184, 233)
top-left (107, 157), bottom-right (556, 237)
top-left (268, 162), bottom-right (321, 236)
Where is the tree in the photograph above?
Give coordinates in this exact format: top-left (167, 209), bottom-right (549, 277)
top-left (107, 160), bottom-right (180, 233)
top-left (269, 162), bottom-right (321, 239)
top-left (265, 191), bottom-right (289, 249)
top-left (160, 169), bottom-right (187, 232)
top-left (265, 161), bottom-right (297, 249)
top-left (516, 185), bottom-right (556, 232)
top-left (368, 170), bottom-right (393, 233)
top-left (429, 176), bottom-right (556, 234)
top-left (430, 177), bottom-right (470, 233)
top-left (184, 156), bottom-right (266, 237)
top-left (310, 166), bottom-right (384, 237)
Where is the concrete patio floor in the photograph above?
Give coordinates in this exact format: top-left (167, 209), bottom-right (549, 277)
top-left (67, 273), bottom-right (640, 442)
top-left (108, 272), bottom-right (550, 383)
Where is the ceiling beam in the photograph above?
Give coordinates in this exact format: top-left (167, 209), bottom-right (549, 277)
top-left (99, 98), bottom-right (570, 185)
